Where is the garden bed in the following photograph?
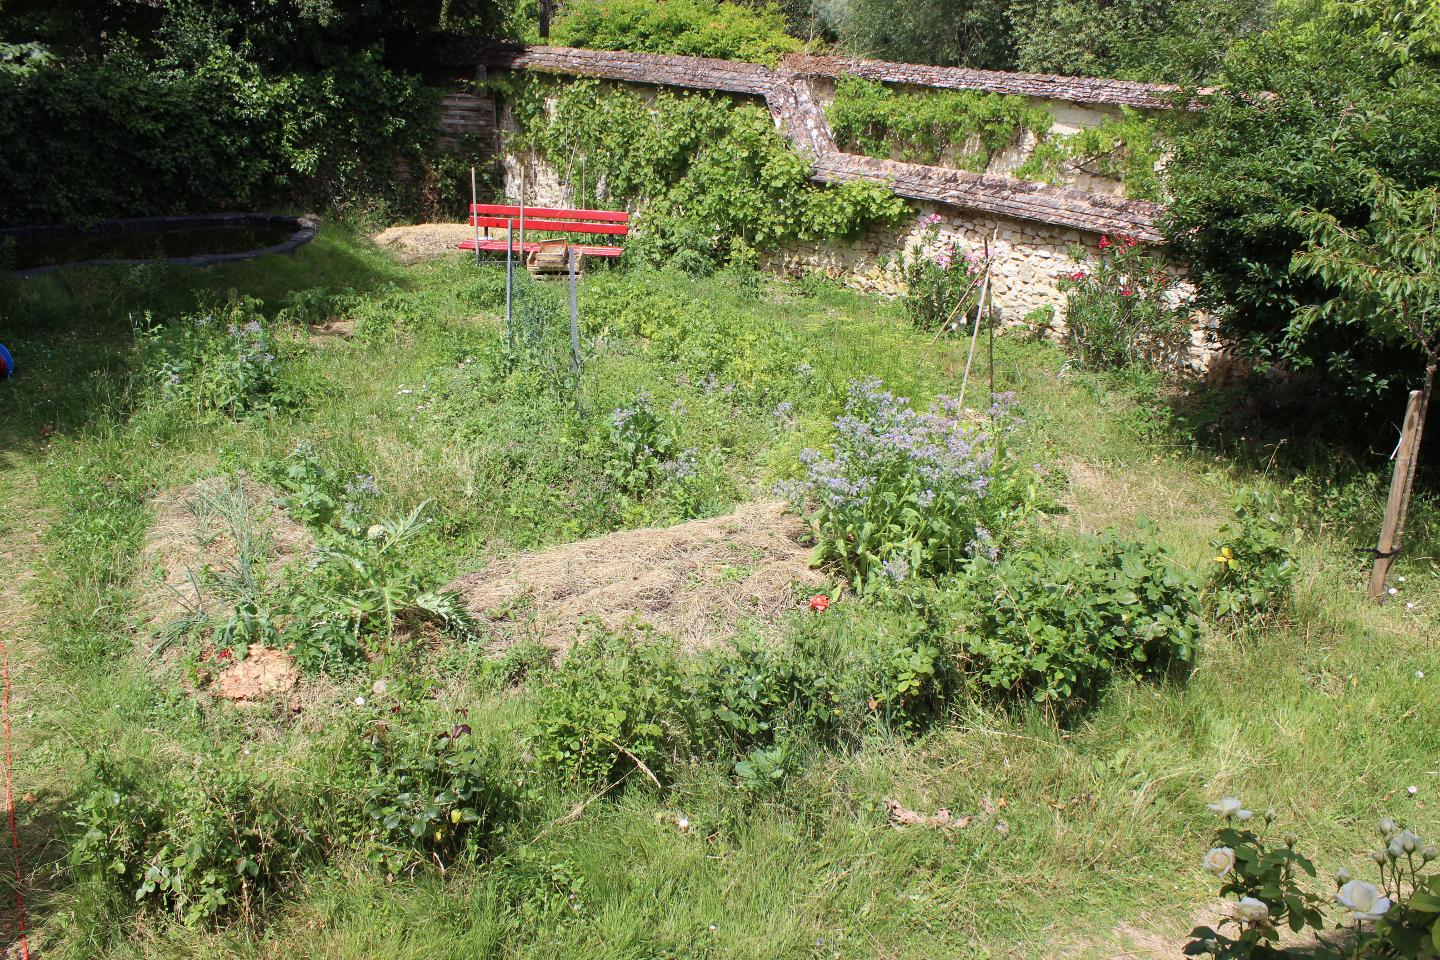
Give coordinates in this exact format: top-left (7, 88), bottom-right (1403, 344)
top-left (448, 499), bottom-right (827, 653)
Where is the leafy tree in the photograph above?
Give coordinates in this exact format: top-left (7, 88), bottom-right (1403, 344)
top-left (1289, 177), bottom-right (1440, 569)
top-left (1010, 0), bottom-right (1274, 83)
top-left (551, 0), bottom-right (802, 65)
top-left (1161, 0), bottom-right (1440, 435)
top-left (829, 0), bottom-right (1017, 70)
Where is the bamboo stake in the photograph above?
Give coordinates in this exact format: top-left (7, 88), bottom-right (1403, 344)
top-left (957, 263), bottom-right (989, 412)
top-left (958, 231), bottom-right (998, 410)
top-left (1368, 388), bottom-right (1425, 599)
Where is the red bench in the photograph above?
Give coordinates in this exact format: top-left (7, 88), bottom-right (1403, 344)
top-left (457, 203), bottom-right (629, 258)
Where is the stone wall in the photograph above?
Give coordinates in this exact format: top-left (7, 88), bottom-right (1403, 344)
top-left (457, 44), bottom-right (1221, 369)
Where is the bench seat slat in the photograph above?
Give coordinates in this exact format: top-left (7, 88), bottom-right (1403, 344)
top-left (469, 216), bottom-right (628, 236)
top-left (458, 240), bottom-right (624, 257)
top-left (471, 203), bottom-right (628, 223)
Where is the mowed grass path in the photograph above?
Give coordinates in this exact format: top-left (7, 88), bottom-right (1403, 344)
top-left (2, 225), bottom-right (1436, 959)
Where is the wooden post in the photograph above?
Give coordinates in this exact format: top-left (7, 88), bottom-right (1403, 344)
top-left (1368, 388), bottom-right (1425, 599)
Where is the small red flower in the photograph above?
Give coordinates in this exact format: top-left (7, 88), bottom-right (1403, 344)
top-left (1099, 236), bottom-right (1113, 249)
top-left (1121, 287), bottom-right (1135, 297)
top-left (1123, 235), bottom-right (1138, 248)
top-left (217, 649), bottom-right (233, 662)
top-left (808, 594), bottom-right (831, 612)
top-left (1069, 270), bottom-right (1087, 281)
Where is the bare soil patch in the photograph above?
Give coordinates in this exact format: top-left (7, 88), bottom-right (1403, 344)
top-left (446, 500), bottom-right (828, 653)
top-left (211, 644), bottom-right (301, 704)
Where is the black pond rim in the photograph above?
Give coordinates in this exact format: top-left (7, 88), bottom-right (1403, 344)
top-left (1, 213), bottom-right (320, 278)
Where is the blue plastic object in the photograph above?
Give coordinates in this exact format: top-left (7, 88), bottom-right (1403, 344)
top-left (0, 343), bottom-right (11, 379)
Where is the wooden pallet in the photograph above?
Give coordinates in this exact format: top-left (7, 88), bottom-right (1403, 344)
top-left (526, 239), bottom-right (581, 277)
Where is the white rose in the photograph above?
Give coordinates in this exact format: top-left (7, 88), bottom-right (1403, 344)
top-left (1335, 880), bottom-right (1392, 921)
top-left (1203, 847), bottom-right (1236, 877)
top-left (1208, 797), bottom-right (1243, 818)
top-left (1234, 897), bottom-right (1270, 925)
top-left (1389, 828), bottom-right (1422, 858)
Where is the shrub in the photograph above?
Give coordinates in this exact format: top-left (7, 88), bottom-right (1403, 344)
top-left (363, 725), bottom-right (513, 873)
top-left (499, 76), bottom-right (907, 271)
top-left (70, 759), bottom-right (305, 924)
top-left (137, 297), bottom-right (292, 421)
top-left (1161, 0), bottom-right (1440, 423)
top-left (1205, 491), bottom-right (1299, 621)
top-left (551, 0), bottom-right (803, 66)
top-left (951, 531), bottom-right (1201, 707)
top-left (1058, 236), bottom-right (1193, 372)
top-left (786, 378), bottom-right (1040, 592)
top-left (0, 46), bottom-right (444, 225)
top-left (894, 215), bottom-right (985, 329)
top-left (526, 628), bottom-right (689, 787)
top-left (1185, 801), bottom-right (1325, 957)
top-left (689, 605), bottom-right (955, 777)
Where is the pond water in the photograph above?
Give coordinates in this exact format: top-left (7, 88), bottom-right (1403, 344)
top-left (8, 223), bottom-right (299, 271)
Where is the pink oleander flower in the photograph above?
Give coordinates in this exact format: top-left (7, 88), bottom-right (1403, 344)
top-left (924, 213), bottom-right (943, 226)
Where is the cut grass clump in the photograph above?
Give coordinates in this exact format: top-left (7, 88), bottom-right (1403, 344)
top-left (446, 499), bottom-right (827, 654)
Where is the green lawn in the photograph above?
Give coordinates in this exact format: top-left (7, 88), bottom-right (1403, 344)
top-left (2, 224), bottom-right (1435, 959)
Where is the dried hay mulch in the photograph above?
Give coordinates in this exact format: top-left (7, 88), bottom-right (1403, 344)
top-left (446, 500), bottom-right (828, 653)
top-left (372, 222), bottom-right (500, 265)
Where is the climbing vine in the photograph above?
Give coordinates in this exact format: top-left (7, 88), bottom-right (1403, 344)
top-left (496, 75), bottom-right (907, 270)
top-left (827, 75), bottom-right (1163, 201)
top-left (826, 75), bottom-right (1054, 173)
top-left (1013, 110), bottom-right (1163, 201)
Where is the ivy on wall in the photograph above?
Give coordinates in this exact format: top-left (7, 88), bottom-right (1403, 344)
top-left (826, 75), bottom-right (1163, 201)
top-left (827, 75), bottom-right (1054, 173)
top-left (1013, 110), bottom-right (1163, 201)
top-left (498, 75), bottom-right (908, 270)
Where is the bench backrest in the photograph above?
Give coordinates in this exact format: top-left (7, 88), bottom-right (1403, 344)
top-left (470, 204), bottom-right (629, 237)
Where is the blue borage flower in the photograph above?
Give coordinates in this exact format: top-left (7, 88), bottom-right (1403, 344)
top-left (787, 377), bottom-right (1019, 590)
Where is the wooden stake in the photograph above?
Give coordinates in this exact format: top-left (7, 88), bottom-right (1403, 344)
top-left (1368, 388), bottom-right (1424, 600)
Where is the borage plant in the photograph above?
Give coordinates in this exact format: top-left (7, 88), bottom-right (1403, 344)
top-left (788, 378), bottom-right (1040, 593)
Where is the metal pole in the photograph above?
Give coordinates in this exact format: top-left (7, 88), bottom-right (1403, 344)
top-left (569, 245), bottom-right (581, 375)
top-left (505, 218), bottom-right (514, 353)
top-left (470, 166), bottom-right (481, 267)
top-left (519, 163), bottom-right (527, 256)
top-left (569, 244), bottom-right (581, 412)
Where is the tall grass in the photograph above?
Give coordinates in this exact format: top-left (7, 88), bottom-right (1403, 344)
top-left (1, 224), bottom-right (1435, 959)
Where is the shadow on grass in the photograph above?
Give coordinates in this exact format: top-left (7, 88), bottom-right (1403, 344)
top-left (0, 223), bottom-right (409, 463)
